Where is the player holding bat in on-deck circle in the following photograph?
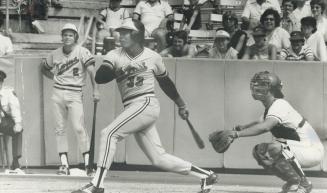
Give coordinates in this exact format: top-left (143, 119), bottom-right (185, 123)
top-left (209, 71), bottom-right (324, 193)
top-left (41, 23), bottom-right (100, 176)
top-left (71, 18), bottom-right (218, 193)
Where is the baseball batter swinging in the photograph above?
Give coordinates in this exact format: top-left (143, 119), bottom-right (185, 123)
top-left (41, 23), bottom-right (100, 175)
top-left (71, 18), bottom-right (217, 193)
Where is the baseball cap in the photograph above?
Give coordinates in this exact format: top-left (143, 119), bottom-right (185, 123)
top-left (252, 26), bottom-right (266, 36)
top-left (290, 31), bottom-right (304, 41)
top-left (61, 23), bottom-right (78, 34)
top-left (215, 30), bottom-right (230, 39)
top-left (115, 18), bottom-right (139, 32)
top-left (0, 70), bottom-right (6, 81)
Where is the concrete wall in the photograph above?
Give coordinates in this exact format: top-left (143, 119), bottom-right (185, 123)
top-left (0, 56), bottom-right (326, 171)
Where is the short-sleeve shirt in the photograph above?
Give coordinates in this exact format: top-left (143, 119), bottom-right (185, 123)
top-left (208, 47), bottom-right (238, 59)
top-left (0, 34), bottom-right (13, 56)
top-left (264, 99), bottom-right (321, 144)
top-left (292, 1), bottom-right (311, 22)
top-left (102, 47), bottom-right (167, 102)
top-left (134, 1), bottom-right (173, 35)
top-left (266, 27), bottom-right (290, 52)
top-left (100, 7), bottom-right (129, 29)
top-left (305, 32), bottom-right (327, 62)
top-left (280, 45), bottom-right (314, 61)
top-left (44, 45), bottom-right (95, 91)
top-left (281, 13), bottom-right (301, 34)
top-left (316, 16), bottom-right (327, 43)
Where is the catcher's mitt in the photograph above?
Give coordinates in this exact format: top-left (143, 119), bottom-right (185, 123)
top-left (209, 130), bottom-right (237, 153)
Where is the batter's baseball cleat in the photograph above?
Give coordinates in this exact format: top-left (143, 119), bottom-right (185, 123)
top-left (71, 183), bottom-right (104, 193)
top-left (57, 165), bottom-right (70, 175)
top-left (199, 171), bottom-right (218, 193)
top-left (296, 180), bottom-right (313, 193)
top-left (279, 182), bottom-right (299, 193)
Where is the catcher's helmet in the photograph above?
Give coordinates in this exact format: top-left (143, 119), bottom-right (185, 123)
top-left (250, 71), bottom-right (284, 100)
top-left (115, 18), bottom-right (145, 45)
top-left (61, 23), bottom-right (79, 42)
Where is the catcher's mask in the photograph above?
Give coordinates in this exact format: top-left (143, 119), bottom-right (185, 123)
top-left (250, 71), bottom-right (284, 100)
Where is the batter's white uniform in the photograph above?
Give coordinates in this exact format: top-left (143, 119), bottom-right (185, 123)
top-left (98, 47), bottom-right (192, 173)
top-left (264, 99), bottom-right (324, 168)
top-left (44, 45), bottom-right (95, 154)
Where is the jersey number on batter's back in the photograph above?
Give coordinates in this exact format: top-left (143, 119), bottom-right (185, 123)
top-left (127, 75), bottom-right (144, 88)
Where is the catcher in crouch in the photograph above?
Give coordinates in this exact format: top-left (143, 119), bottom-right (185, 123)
top-left (209, 71), bottom-right (324, 193)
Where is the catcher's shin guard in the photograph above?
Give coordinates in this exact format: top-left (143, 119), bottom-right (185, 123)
top-left (253, 143), bottom-right (301, 184)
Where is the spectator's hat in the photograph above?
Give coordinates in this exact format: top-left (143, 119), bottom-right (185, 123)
top-left (289, 31), bottom-right (304, 41)
top-left (215, 30), bottom-right (230, 39)
top-left (252, 26), bottom-right (266, 37)
top-left (0, 70), bottom-right (6, 81)
top-left (115, 18), bottom-right (139, 32)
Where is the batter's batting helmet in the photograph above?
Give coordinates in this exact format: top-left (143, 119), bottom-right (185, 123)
top-left (250, 71), bottom-right (284, 100)
top-left (61, 23), bottom-right (79, 42)
top-left (115, 18), bottom-right (145, 45)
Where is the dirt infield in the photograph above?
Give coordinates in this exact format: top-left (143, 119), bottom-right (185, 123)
top-left (1, 170), bottom-right (327, 193)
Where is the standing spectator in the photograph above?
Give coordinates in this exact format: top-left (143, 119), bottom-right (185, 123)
top-left (310, 0), bottom-right (327, 43)
top-left (41, 23), bottom-right (100, 176)
top-left (260, 8), bottom-right (291, 54)
top-left (293, 0), bottom-right (312, 21)
top-left (280, 31), bottom-right (314, 60)
top-left (222, 11), bottom-right (248, 59)
top-left (180, 0), bottom-right (204, 32)
top-left (95, 0), bottom-right (129, 54)
top-left (281, 0), bottom-right (301, 34)
top-left (243, 25), bottom-right (277, 60)
top-left (0, 13), bottom-right (13, 56)
top-left (133, 0), bottom-right (173, 52)
top-left (301, 16), bottom-right (327, 61)
top-left (0, 70), bottom-right (24, 174)
top-left (208, 30), bottom-right (238, 59)
top-left (242, 0), bottom-right (282, 30)
top-left (160, 30), bottom-right (197, 58)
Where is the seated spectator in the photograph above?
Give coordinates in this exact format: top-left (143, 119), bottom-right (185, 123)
top-left (281, 0), bottom-right (301, 34)
top-left (293, 0), bottom-right (311, 21)
top-left (242, 0), bottom-right (282, 31)
top-left (301, 16), bottom-right (327, 61)
top-left (133, 0), bottom-right (173, 52)
top-left (222, 11), bottom-right (248, 59)
top-left (208, 30), bottom-right (238, 59)
top-left (160, 30), bottom-right (197, 57)
top-left (310, 0), bottom-right (327, 43)
top-left (280, 31), bottom-right (314, 60)
top-left (95, 0), bottom-right (129, 54)
top-left (179, 0), bottom-right (204, 32)
top-left (0, 14), bottom-right (13, 56)
top-left (0, 70), bottom-right (24, 174)
top-left (243, 25), bottom-right (277, 60)
top-left (260, 8), bottom-right (291, 54)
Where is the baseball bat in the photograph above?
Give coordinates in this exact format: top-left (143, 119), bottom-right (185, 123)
top-left (88, 101), bottom-right (98, 171)
top-left (186, 118), bottom-right (205, 149)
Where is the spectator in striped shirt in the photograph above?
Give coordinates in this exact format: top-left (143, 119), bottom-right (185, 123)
top-left (280, 31), bottom-right (314, 61)
top-left (208, 30), bottom-right (238, 59)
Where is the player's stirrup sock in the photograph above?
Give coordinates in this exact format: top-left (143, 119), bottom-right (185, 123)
top-left (91, 167), bottom-right (107, 188)
top-left (189, 165), bottom-right (211, 179)
top-left (59, 152), bottom-right (69, 167)
top-left (83, 151), bottom-right (90, 167)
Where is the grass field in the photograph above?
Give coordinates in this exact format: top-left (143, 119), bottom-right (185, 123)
top-left (1, 170), bottom-right (327, 193)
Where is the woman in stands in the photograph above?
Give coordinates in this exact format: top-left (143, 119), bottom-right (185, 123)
top-left (310, 0), bottom-right (327, 44)
top-left (222, 11), bottom-right (248, 59)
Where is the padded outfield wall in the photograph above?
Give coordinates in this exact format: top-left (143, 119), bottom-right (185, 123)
top-left (0, 56), bottom-right (326, 171)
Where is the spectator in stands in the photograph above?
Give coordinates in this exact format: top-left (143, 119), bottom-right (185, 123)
top-left (133, 0), bottom-right (174, 52)
top-left (301, 16), bottom-right (327, 61)
top-left (179, 0), bottom-right (204, 32)
top-left (0, 13), bottom-right (13, 56)
top-left (279, 31), bottom-right (314, 60)
top-left (260, 8), bottom-right (291, 54)
top-left (310, 0), bottom-right (327, 43)
top-left (208, 29), bottom-right (238, 59)
top-left (281, 0), bottom-right (301, 34)
top-left (242, 0), bottom-right (282, 31)
top-left (160, 30), bottom-right (197, 57)
top-left (243, 25), bottom-right (277, 60)
top-left (222, 11), bottom-right (248, 59)
top-left (293, 0), bottom-right (312, 21)
top-left (95, 0), bottom-right (129, 54)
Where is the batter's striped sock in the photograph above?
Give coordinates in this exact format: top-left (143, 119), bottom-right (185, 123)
top-left (92, 167), bottom-right (107, 188)
top-left (189, 165), bottom-right (211, 179)
top-left (83, 151), bottom-right (89, 167)
top-left (59, 152), bottom-right (69, 167)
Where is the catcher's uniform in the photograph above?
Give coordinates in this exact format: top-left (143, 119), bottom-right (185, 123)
top-left (44, 45), bottom-right (95, 154)
top-left (97, 47), bottom-right (192, 172)
top-left (264, 99), bottom-right (324, 168)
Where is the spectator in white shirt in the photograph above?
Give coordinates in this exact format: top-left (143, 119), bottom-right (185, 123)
top-left (242, 0), bottom-right (282, 30)
top-left (133, 0), bottom-right (174, 52)
top-left (208, 29), bottom-right (238, 59)
top-left (310, 0), bottom-right (327, 43)
top-left (293, 0), bottom-right (312, 21)
top-left (281, 0), bottom-right (301, 34)
top-left (0, 14), bottom-right (13, 56)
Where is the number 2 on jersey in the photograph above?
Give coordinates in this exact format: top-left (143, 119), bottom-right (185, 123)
top-left (127, 75), bottom-right (144, 88)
